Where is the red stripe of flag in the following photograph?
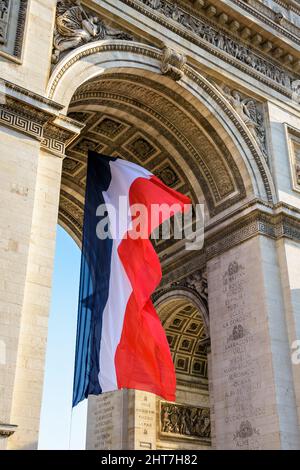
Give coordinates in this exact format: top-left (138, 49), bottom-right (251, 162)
top-left (115, 176), bottom-right (191, 400)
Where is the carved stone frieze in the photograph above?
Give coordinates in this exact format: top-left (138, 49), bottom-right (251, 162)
top-left (0, 0), bottom-right (11, 45)
top-left (153, 268), bottom-right (208, 315)
top-left (0, 0), bottom-right (29, 61)
top-left (52, 0), bottom-right (133, 64)
top-left (160, 401), bottom-right (211, 442)
top-left (120, 0), bottom-right (299, 93)
top-left (160, 46), bottom-right (187, 81)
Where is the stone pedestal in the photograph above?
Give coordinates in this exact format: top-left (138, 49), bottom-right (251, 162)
top-left (208, 235), bottom-right (300, 449)
top-left (86, 390), bottom-right (157, 450)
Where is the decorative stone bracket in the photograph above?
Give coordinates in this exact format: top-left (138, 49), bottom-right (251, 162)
top-left (160, 46), bottom-right (187, 81)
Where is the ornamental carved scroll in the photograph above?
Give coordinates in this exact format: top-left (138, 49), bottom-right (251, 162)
top-left (160, 401), bottom-right (211, 441)
top-left (52, 0), bottom-right (133, 64)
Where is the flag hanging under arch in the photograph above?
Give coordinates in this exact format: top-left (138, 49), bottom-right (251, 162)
top-left (72, 151), bottom-right (190, 407)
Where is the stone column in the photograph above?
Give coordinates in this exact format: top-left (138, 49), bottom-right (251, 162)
top-left (6, 147), bottom-right (64, 450)
top-left (277, 238), bottom-right (300, 433)
top-left (0, 91), bottom-right (82, 449)
top-left (207, 235), bottom-right (300, 449)
top-left (0, 125), bottom-right (43, 450)
top-left (86, 390), bottom-right (157, 450)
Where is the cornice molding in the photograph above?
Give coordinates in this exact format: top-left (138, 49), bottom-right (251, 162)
top-left (160, 200), bottom-right (300, 278)
top-left (210, 200), bottom-right (300, 247)
top-left (218, 0), bottom-right (300, 46)
top-left (118, 0), bottom-right (299, 94)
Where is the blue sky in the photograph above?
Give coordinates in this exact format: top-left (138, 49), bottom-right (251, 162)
top-left (38, 225), bottom-right (87, 450)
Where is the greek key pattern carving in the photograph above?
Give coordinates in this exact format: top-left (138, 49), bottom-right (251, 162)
top-left (0, 108), bottom-right (43, 138)
top-left (0, 103), bottom-right (77, 158)
top-left (41, 137), bottom-right (65, 156)
top-left (206, 211), bottom-right (300, 260)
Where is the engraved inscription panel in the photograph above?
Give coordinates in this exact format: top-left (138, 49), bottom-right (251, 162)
top-left (208, 242), bottom-right (282, 450)
top-left (86, 392), bottom-right (123, 450)
top-left (134, 391), bottom-right (156, 450)
top-left (221, 261), bottom-right (262, 449)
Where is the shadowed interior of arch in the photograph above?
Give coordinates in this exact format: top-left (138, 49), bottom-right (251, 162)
top-left (59, 69), bottom-right (250, 255)
top-left (158, 297), bottom-right (210, 391)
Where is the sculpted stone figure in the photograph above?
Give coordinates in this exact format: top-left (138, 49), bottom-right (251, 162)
top-left (0, 0), bottom-right (9, 18)
top-left (161, 403), bottom-right (211, 439)
top-left (52, 0), bottom-right (132, 64)
top-left (139, 0), bottom-right (296, 91)
top-left (0, 0), bottom-right (10, 43)
top-left (219, 86), bottom-right (268, 159)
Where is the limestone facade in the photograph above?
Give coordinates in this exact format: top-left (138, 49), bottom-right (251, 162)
top-left (1, 0), bottom-right (300, 450)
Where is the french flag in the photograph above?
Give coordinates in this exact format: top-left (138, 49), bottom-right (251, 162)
top-left (72, 151), bottom-right (190, 406)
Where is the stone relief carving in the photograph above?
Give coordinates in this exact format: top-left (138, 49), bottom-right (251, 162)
top-left (160, 402), bottom-right (211, 440)
top-left (0, 1), bottom-right (29, 59)
top-left (52, 0), bottom-right (133, 64)
top-left (126, 0), bottom-right (297, 91)
top-left (216, 84), bottom-right (268, 160)
top-left (153, 268), bottom-right (208, 311)
top-left (294, 144), bottom-right (300, 185)
top-left (160, 46), bottom-right (186, 81)
top-left (258, 0), bottom-right (300, 27)
top-left (296, 164), bottom-right (300, 185)
top-left (170, 269), bottom-right (208, 311)
top-left (0, 0), bottom-right (11, 44)
top-left (233, 420), bottom-right (260, 440)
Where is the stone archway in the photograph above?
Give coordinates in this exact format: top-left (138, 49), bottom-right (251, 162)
top-left (46, 44), bottom-right (278, 253)
top-left (45, 40), bottom-right (288, 451)
top-left (47, 40), bottom-right (276, 213)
